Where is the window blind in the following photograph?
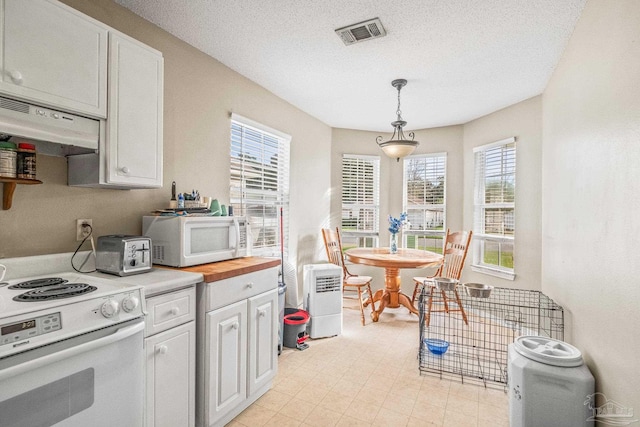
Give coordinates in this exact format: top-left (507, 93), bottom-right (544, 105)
top-left (229, 115), bottom-right (290, 256)
top-left (341, 154), bottom-right (380, 249)
top-left (473, 137), bottom-right (516, 276)
top-left (403, 153), bottom-right (447, 252)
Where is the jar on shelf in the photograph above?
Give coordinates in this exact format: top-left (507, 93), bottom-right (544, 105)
top-left (17, 142), bottom-right (36, 179)
top-left (0, 141), bottom-right (17, 178)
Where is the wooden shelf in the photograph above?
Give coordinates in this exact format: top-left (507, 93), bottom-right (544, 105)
top-left (0, 177), bottom-right (42, 210)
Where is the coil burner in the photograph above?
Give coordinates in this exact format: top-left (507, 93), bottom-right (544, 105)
top-left (13, 283), bottom-right (97, 302)
top-left (9, 278), bottom-right (68, 289)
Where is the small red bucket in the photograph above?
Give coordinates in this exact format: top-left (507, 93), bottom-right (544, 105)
top-left (283, 308), bottom-right (310, 348)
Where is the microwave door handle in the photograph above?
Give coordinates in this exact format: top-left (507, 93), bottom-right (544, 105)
top-left (233, 217), bottom-right (240, 257)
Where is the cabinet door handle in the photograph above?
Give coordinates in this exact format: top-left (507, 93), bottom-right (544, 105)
top-left (247, 282), bottom-right (253, 289)
top-left (170, 307), bottom-right (180, 316)
top-left (9, 70), bottom-right (23, 84)
top-left (231, 322), bottom-right (239, 330)
top-left (120, 166), bottom-right (130, 174)
top-left (158, 345), bottom-right (168, 355)
top-left (258, 310), bottom-right (266, 317)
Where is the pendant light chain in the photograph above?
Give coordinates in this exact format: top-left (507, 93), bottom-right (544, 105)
top-left (396, 85), bottom-right (403, 120)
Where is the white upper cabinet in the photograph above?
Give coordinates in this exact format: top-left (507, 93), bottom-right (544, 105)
top-left (106, 32), bottom-right (163, 187)
top-left (65, 12), bottom-right (164, 189)
top-left (0, 0), bottom-right (108, 118)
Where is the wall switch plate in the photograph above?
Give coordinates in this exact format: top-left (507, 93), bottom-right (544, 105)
top-left (76, 219), bottom-right (93, 241)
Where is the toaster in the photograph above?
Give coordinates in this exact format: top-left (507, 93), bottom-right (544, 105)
top-left (96, 235), bottom-right (152, 276)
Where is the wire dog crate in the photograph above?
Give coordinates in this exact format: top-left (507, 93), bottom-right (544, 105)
top-left (418, 284), bottom-right (564, 389)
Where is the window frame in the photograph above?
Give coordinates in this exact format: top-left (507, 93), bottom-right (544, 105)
top-left (471, 137), bottom-right (516, 280)
top-left (229, 113), bottom-right (291, 257)
top-left (340, 154), bottom-right (380, 250)
top-left (402, 152), bottom-right (447, 253)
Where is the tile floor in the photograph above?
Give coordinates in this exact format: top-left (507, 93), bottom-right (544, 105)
top-left (228, 297), bottom-right (509, 427)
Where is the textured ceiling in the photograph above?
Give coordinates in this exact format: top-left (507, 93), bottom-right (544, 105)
top-left (114, 0), bottom-right (586, 132)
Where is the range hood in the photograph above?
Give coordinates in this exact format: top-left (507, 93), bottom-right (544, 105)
top-left (0, 95), bottom-right (100, 156)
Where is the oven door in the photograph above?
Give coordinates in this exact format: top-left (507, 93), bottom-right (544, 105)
top-left (0, 318), bottom-right (144, 427)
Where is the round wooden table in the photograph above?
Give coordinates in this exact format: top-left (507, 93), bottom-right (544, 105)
top-left (345, 248), bottom-right (443, 321)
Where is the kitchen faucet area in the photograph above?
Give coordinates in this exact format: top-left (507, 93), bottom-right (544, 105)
top-left (0, 0), bottom-right (638, 426)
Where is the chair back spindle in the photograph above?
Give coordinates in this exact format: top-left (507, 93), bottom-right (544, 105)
top-left (321, 227), bottom-right (376, 326)
top-left (322, 228), bottom-right (352, 279)
top-left (411, 229), bottom-right (473, 326)
top-left (437, 230), bottom-right (472, 280)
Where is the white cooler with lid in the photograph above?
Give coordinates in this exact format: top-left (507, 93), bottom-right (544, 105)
top-left (508, 336), bottom-right (595, 427)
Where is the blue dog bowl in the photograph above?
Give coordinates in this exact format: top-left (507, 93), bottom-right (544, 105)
top-left (424, 338), bottom-right (449, 355)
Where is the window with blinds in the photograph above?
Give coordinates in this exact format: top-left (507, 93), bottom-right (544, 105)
top-left (229, 114), bottom-right (290, 256)
top-left (341, 154), bottom-right (380, 249)
top-left (472, 137), bottom-right (516, 278)
top-left (403, 153), bottom-right (447, 253)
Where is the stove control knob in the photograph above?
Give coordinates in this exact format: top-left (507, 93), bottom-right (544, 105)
top-left (101, 300), bottom-right (120, 318)
top-left (122, 295), bottom-right (140, 313)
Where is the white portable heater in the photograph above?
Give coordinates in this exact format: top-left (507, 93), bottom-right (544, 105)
top-left (303, 264), bottom-right (343, 338)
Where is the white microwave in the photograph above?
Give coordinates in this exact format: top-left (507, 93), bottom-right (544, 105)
top-left (142, 216), bottom-right (250, 267)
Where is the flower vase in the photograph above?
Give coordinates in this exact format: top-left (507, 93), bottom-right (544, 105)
top-left (390, 233), bottom-right (398, 254)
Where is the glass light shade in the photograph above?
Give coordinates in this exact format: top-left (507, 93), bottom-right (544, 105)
top-left (379, 140), bottom-right (418, 159)
top-left (376, 79), bottom-right (419, 160)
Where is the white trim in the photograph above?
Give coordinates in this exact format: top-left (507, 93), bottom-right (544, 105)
top-left (341, 154), bottom-right (381, 241)
top-left (404, 229), bottom-right (446, 235)
top-left (474, 203), bottom-right (515, 209)
top-left (230, 112), bottom-right (291, 141)
top-left (474, 233), bottom-right (514, 243)
top-left (473, 136), bottom-right (516, 153)
top-left (407, 151), bottom-right (448, 159)
top-left (229, 117), bottom-right (290, 256)
top-left (403, 153), bottom-right (447, 235)
top-left (341, 230), bottom-right (380, 236)
top-left (471, 264), bottom-right (516, 281)
top-left (343, 153), bottom-right (380, 161)
top-left (473, 140), bottom-right (516, 274)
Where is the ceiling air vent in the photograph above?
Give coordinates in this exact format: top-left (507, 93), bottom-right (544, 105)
top-left (335, 18), bottom-right (387, 46)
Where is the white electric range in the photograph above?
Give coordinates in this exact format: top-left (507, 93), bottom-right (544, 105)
top-left (0, 268), bottom-right (146, 427)
top-left (0, 272), bottom-right (145, 358)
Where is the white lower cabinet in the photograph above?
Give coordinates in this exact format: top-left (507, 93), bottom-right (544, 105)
top-left (206, 301), bottom-right (247, 422)
top-left (146, 321), bottom-right (195, 427)
top-left (247, 290), bottom-right (278, 396)
top-left (197, 267), bottom-right (279, 427)
top-left (145, 286), bottom-right (196, 427)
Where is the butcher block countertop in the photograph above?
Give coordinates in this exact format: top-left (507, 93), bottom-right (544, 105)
top-left (175, 257), bottom-right (281, 283)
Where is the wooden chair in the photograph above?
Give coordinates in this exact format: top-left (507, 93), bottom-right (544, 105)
top-left (322, 228), bottom-right (376, 326)
top-left (411, 229), bottom-right (472, 327)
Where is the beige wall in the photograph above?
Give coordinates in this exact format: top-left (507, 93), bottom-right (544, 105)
top-left (329, 126), bottom-right (464, 294)
top-left (462, 95), bottom-right (543, 290)
top-left (0, 0), bottom-right (333, 279)
top-left (542, 0), bottom-right (640, 415)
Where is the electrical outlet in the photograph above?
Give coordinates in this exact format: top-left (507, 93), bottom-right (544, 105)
top-left (76, 219), bottom-right (93, 241)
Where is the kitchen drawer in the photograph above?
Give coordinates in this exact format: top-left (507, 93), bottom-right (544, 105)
top-left (204, 267), bottom-right (278, 311)
top-left (145, 287), bottom-right (195, 337)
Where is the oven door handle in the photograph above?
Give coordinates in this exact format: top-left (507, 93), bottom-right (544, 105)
top-left (0, 320), bottom-right (144, 382)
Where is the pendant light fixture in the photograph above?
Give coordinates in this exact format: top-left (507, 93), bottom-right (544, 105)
top-left (376, 79), bottom-right (419, 161)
